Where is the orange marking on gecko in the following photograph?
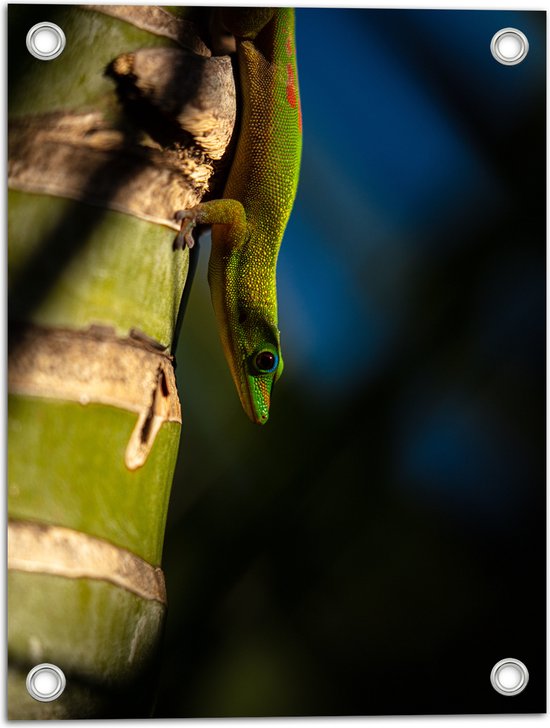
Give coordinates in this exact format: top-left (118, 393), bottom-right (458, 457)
top-left (286, 63), bottom-right (302, 133)
top-left (286, 34), bottom-right (293, 56)
top-left (286, 63), bottom-right (297, 109)
top-left (286, 63), bottom-right (297, 108)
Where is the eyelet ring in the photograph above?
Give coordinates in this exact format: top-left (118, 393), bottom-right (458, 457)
top-left (26, 22), bottom-right (66, 61)
top-left (490, 28), bottom-right (529, 66)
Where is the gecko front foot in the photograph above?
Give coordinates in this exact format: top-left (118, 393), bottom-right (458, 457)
top-left (173, 209), bottom-right (199, 250)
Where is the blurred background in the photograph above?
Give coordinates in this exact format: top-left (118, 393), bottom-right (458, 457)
top-left (156, 9), bottom-right (546, 716)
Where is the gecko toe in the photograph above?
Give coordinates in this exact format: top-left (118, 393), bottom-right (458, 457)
top-left (173, 230), bottom-right (186, 250)
top-left (173, 220), bottom-right (197, 250)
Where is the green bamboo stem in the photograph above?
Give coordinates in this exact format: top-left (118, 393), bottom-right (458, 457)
top-left (8, 5), bottom-right (230, 718)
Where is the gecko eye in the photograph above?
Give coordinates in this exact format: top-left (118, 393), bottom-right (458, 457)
top-left (253, 349), bottom-right (279, 374)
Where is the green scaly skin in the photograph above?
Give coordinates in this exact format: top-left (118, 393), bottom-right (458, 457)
top-left (176, 8), bottom-right (302, 424)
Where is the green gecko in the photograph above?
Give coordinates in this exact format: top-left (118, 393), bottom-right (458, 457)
top-left (175, 8), bottom-right (302, 424)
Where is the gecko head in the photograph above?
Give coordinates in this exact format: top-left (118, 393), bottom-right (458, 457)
top-left (225, 317), bottom-right (284, 425)
top-left (211, 270), bottom-right (284, 424)
top-left (241, 341), bottom-right (284, 424)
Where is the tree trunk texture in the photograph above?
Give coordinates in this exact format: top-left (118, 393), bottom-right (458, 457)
top-left (8, 5), bottom-right (235, 718)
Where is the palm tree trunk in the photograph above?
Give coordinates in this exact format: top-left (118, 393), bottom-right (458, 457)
top-left (8, 5), bottom-right (234, 717)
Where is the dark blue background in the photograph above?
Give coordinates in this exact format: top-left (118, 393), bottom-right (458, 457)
top-left (160, 10), bottom-right (546, 716)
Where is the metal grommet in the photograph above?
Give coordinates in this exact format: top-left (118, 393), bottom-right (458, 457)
top-left (26, 22), bottom-right (66, 61)
top-left (490, 658), bottom-right (529, 696)
top-left (490, 28), bottom-right (529, 66)
top-left (26, 663), bottom-right (66, 702)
